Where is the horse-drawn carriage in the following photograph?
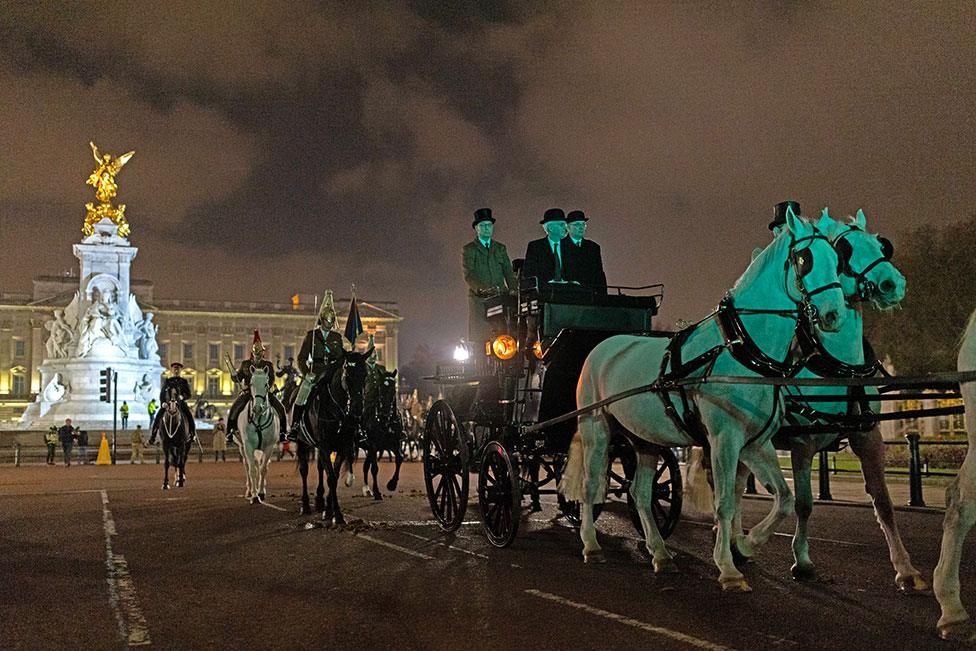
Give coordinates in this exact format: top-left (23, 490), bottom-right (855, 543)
top-left (422, 279), bottom-right (682, 547)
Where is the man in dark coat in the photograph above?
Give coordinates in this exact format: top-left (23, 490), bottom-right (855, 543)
top-left (57, 418), bottom-right (74, 466)
top-left (522, 208), bottom-right (570, 286)
top-left (769, 200), bottom-right (801, 233)
top-left (149, 362), bottom-right (196, 445)
top-left (227, 330), bottom-right (287, 443)
top-left (462, 208), bottom-right (517, 345)
top-left (565, 210), bottom-right (607, 292)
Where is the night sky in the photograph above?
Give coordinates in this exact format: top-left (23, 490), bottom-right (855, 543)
top-left (1, 2), bottom-right (974, 360)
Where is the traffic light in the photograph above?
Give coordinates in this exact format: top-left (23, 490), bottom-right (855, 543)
top-left (99, 367), bottom-right (112, 403)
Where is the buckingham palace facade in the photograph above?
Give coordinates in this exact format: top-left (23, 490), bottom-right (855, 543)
top-left (0, 274), bottom-right (399, 424)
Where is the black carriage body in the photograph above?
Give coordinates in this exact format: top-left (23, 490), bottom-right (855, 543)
top-left (424, 280), bottom-right (682, 547)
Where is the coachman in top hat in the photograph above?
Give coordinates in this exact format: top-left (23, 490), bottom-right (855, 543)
top-left (462, 208), bottom-right (517, 346)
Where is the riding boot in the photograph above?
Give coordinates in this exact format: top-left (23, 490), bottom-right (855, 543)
top-left (287, 405), bottom-right (304, 442)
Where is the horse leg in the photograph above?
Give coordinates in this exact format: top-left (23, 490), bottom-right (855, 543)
top-left (162, 450), bottom-right (170, 490)
top-left (849, 428), bottom-right (927, 592)
top-left (345, 451), bottom-right (356, 488)
top-left (576, 411), bottom-right (610, 563)
top-left (362, 450), bottom-right (373, 498)
top-left (317, 454), bottom-right (328, 515)
top-left (258, 446), bottom-right (271, 501)
top-left (630, 448), bottom-right (676, 573)
top-left (298, 446), bottom-right (311, 514)
top-left (788, 441), bottom-right (818, 581)
top-left (935, 467), bottom-right (976, 640)
top-left (735, 440), bottom-right (794, 563)
top-left (386, 447), bottom-right (403, 492)
top-left (327, 455), bottom-right (345, 526)
top-left (371, 451), bottom-right (382, 501)
top-left (708, 432), bottom-right (751, 592)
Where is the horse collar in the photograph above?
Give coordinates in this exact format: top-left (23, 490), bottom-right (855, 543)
top-left (717, 296), bottom-right (805, 377)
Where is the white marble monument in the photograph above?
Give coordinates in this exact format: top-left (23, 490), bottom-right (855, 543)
top-left (19, 192), bottom-right (164, 429)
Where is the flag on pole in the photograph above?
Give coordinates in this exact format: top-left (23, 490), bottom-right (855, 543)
top-left (344, 287), bottom-right (363, 344)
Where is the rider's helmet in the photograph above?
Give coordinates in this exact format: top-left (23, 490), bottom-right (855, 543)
top-left (318, 290), bottom-right (337, 329)
top-left (169, 361), bottom-right (184, 375)
top-left (251, 329), bottom-right (266, 359)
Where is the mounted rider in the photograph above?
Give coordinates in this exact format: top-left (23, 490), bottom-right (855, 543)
top-left (149, 362), bottom-right (196, 445)
top-left (363, 333), bottom-right (390, 420)
top-left (276, 355), bottom-right (300, 406)
top-left (227, 330), bottom-right (288, 444)
top-left (287, 290), bottom-right (346, 441)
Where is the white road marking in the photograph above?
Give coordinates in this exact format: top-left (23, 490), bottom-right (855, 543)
top-left (100, 490), bottom-right (151, 647)
top-left (258, 500), bottom-right (288, 512)
top-left (682, 520), bottom-right (869, 547)
top-left (398, 530), bottom-right (490, 560)
top-left (525, 589), bottom-right (735, 651)
top-left (355, 533), bottom-right (436, 560)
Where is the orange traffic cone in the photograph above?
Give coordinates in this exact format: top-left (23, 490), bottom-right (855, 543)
top-left (95, 432), bottom-right (112, 465)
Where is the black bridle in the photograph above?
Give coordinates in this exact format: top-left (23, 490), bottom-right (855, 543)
top-left (784, 231), bottom-right (844, 325)
top-left (831, 225), bottom-right (894, 303)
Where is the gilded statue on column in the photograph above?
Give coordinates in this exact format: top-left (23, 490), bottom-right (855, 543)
top-left (83, 141), bottom-right (134, 237)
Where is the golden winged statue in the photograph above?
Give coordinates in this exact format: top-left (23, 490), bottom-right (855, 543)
top-left (83, 141), bottom-right (135, 237)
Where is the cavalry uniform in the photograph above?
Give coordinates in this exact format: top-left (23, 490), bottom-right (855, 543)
top-left (289, 290), bottom-right (346, 440)
top-left (276, 358), bottom-right (300, 407)
top-left (227, 331), bottom-right (288, 441)
top-left (150, 367), bottom-right (195, 444)
top-left (462, 208), bottom-right (516, 345)
top-left (362, 335), bottom-right (388, 421)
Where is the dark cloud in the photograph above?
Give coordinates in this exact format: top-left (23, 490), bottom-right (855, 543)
top-left (1, 2), bottom-right (975, 360)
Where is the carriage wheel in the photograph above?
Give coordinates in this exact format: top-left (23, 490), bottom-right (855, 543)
top-left (554, 454), bottom-right (604, 526)
top-left (623, 445), bottom-right (683, 539)
top-left (478, 441), bottom-right (520, 548)
top-left (423, 401), bottom-right (469, 532)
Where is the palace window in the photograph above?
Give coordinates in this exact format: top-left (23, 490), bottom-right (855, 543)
top-left (234, 343), bottom-right (244, 362)
top-left (206, 375), bottom-right (221, 396)
top-left (283, 345), bottom-right (294, 360)
top-left (208, 343), bottom-right (220, 364)
top-left (183, 343), bottom-right (194, 362)
top-left (12, 373), bottom-right (26, 396)
top-left (13, 339), bottom-right (26, 358)
top-left (159, 343), bottom-right (168, 361)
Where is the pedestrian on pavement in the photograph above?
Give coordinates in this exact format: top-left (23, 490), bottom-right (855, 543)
top-left (57, 419), bottom-right (74, 467)
top-left (212, 417), bottom-right (227, 462)
top-left (147, 398), bottom-right (157, 423)
top-left (131, 425), bottom-right (145, 464)
top-left (77, 430), bottom-right (89, 465)
top-left (44, 427), bottom-right (58, 465)
top-left (120, 401), bottom-right (130, 430)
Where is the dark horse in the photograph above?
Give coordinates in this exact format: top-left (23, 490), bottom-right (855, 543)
top-left (296, 347), bottom-right (372, 524)
top-left (159, 397), bottom-right (193, 490)
top-left (361, 369), bottom-right (405, 500)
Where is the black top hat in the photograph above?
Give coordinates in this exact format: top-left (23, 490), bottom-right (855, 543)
top-left (472, 207), bottom-right (495, 227)
top-left (169, 361), bottom-right (184, 369)
top-left (769, 200), bottom-right (801, 231)
top-left (566, 210), bottom-right (588, 223)
top-left (540, 208), bottom-right (567, 224)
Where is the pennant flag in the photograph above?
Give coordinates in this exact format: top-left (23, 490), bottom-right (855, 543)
top-left (344, 289), bottom-right (363, 344)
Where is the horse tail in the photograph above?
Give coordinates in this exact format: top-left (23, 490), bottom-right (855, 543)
top-left (684, 447), bottom-right (715, 517)
top-left (559, 430), bottom-right (585, 503)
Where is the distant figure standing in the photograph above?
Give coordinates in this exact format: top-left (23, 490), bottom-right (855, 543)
top-left (77, 430), bottom-right (89, 465)
top-left (120, 401), bottom-right (130, 430)
top-left (131, 425), bottom-right (145, 463)
top-left (44, 427), bottom-right (58, 465)
top-left (212, 417), bottom-right (227, 462)
top-left (57, 419), bottom-right (74, 467)
top-left (147, 398), bottom-right (157, 423)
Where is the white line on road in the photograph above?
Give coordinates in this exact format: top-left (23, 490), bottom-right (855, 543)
top-left (524, 589), bottom-right (735, 651)
top-left (355, 533), bottom-right (436, 560)
top-left (258, 500), bottom-right (288, 512)
top-left (398, 530), bottom-right (491, 560)
top-left (682, 519), bottom-right (869, 547)
top-left (100, 490), bottom-right (151, 647)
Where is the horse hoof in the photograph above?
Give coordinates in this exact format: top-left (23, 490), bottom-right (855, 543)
top-left (791, 563), bottom-right (817, 582)
top-left (373, 493), bottom-right (383, 502)
top-left (345, 474), bottom-right (355, 488)
top-left (362, 486), bottom-right (372, 497)
top-left (161, 484), bottom-right (169, 490)
top-left (258, 493), bottom-right (266, 501)
top-left (583, 550), bottom-right (606, 564)
top-left (938, 618), bottom-right (976, 642)
top-left (300, 504), bottom-right (311, 515)
top-left (251, 497), bottom-right (260, 504)
top-left (719, 576), bottom-right (752, 592)
top-left (386, 480), bottom-right (398, 491)
top-left (653, 557), bottom-right (679, 574)
top-left (895, 573), bottom-right (929, 593)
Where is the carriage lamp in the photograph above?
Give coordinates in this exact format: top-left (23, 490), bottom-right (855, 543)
top-left (491, 335), bottom-right (518, 360)
top-left (453, 343), bottom-right (471, 362)
top-left (532, 340), bottom-right (544, 360)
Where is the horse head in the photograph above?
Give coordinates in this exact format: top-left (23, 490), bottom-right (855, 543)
top-left (343, 347), bottom-right (373, 416)
top-left (737, 205), bottom-right (847, 333)
top-left (828, 208), bottom-right (905, 309)
top-left (249, 368), bottom-right (270, 420)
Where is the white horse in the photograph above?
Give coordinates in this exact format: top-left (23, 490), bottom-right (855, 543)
top-left (561, 208), bottom-right (849, 591)
top-left (714, 210), bottom-right (925, 590)
top-left (934, 309), bottom-right (976, 641)
top-left (236, 368), bottom-right (279, 504)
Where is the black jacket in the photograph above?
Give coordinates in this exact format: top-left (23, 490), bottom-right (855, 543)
top-left (565, 238), bottom-right (607, 291)
top-left (160, 377), bottom-right (191, 403)
top-left (522, 237), bottom-right (570, 286)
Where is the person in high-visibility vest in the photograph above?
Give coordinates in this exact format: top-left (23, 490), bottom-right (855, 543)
top-left (147, 398), bottom-right (157, 422)
top-left (120, 401), bottom-right (130, 430)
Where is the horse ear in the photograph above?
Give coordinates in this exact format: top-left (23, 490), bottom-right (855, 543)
top-left (785, 203), bottom-right (805, 235)
top-left (391, 369), bottom-right (398, 378)
top-left (855, 208), bottom-right (867, 228)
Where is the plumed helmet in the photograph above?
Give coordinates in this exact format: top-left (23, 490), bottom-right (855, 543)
top-left (319, 290), bottom-right (337, 326)
top-left (251, 329), bottom-right (265, 357)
